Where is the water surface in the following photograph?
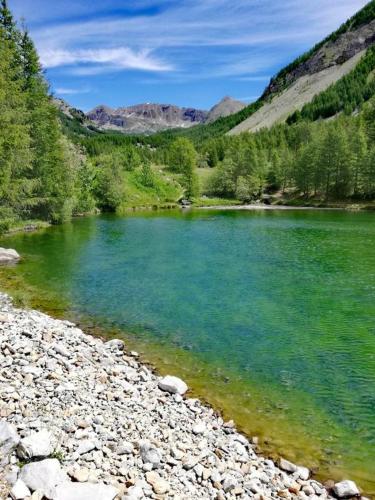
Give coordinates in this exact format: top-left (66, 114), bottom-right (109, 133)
top-left (1, 209), bottom-right (374, 493)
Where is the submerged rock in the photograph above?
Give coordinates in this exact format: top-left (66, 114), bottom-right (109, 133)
top-left (278, 457), bottom-right (298, 473)
top-left (0, 248), bottom-right (20, 264)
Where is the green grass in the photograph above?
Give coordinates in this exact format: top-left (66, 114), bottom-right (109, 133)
top-left (0, 219), bottom-right (50, 237)
top-left (118, 166), bottom-right (183, 211)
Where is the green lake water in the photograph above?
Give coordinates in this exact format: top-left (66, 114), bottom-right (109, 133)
top-left (1, 209), bottom-right (374, 493)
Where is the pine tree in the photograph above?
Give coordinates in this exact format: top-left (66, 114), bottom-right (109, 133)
top-left (0, 0), bottom-right (15, 39)
top-left (0, 27), bottom-right (31, 223)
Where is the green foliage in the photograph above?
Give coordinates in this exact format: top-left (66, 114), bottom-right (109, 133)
top-left (93, 154), bottom-right (125, 211)
top-left (167, 138), bottom-right (199, 199)
top-left (0, 3), bottom-right (90, 229)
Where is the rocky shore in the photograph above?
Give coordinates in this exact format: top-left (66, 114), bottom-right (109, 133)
top-left (0, 292), bottom-right (362, 500)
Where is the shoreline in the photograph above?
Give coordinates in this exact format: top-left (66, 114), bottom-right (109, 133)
top-left (0, 292), bottom-right (363, 500)
top-left (197, 204), bottom-right (338, 211)
top-left (1, 201), bottom-right (373, 238)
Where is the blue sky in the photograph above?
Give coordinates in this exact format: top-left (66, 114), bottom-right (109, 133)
top-left (9, 0), bottom-right (369, 111)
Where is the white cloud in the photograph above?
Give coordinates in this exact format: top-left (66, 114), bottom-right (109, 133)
top-left (40, 47), bottom-right (172, 73)
top-left (18, 0), bottom-right (370, 79)
top-left (55, 87), bottom-right (91, 95)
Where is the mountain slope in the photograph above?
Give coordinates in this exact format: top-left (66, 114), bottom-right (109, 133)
top-left (228, 50), bottom-right (366, 135)
top-left (206, 96), bottom-right (246, 123)
top-left (229, 16), bottom-right (375, 134)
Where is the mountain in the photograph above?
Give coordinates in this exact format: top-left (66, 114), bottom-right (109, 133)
top-left (206, 96), bottom-right (246, 124)
top-left (86, 103), bottom-right (208, 134)
top-left (225, 1), bottom-right (375, 135)
top-left (161, 1), bottom-right (375, 141)
top-left (228, 17), bottom-right (375, 135)
top-left (86, 97), bottom-right (247, 135)
top-left (54, 98), bottom-right (99, 136)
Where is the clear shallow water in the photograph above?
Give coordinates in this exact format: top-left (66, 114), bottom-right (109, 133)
top-left (1, 209), bottom-right (375, 493)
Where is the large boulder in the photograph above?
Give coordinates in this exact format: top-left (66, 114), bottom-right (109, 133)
top-left (17, 429), bottom-right (54, 460)
top-left (54, 482), bottom-right (118, 500)
top-left (333, 480), bottom-right (360, 498)
top-left (158, 375), bottom-right (188, 395)
top-left (0, 248), bottom-right (20, 264)
top-left (19, 459), bottom-right (68, 499)
top-left (0, 421), bottom-right (20, 465)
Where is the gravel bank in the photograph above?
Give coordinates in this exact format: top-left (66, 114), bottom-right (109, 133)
top-left (0, 293), bottom-right (361, 500)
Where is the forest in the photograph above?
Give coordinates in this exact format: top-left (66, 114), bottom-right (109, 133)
top-left (1, 0), bottom-right (375, 235)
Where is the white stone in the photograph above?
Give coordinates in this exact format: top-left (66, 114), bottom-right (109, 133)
top-left (75, 439), bottom-right (96, 456)
top-left (146, 471), bottom-right (170, 494)
top-left (30, 491), bottom-right (44, 500)
top-left (19, 459), bottom-right (68, 499)
top-left (297, 466), bottom-right (310, 481)
top-left (0, 421), bottom-right (20, 464)
top-left (278, 457), bottom-right (298, 473)
top-left (0, 247), bottom-right (20, 263)
top-left (140, 442), bottom-right (161, 468)
top-left (158, 375), bottom-right (188, 395)
top-left (17, 429), bottom-right (54, 459)
top-left (333, 480), bottom-right (360, 498)
top-left (192, 422), bottom-right (206, 435)
top-left (53, 344), bottom-right (70, 358)
top-left (105, 339), bottom-right (124, 350)
top-left (117, 441), bottom-right (134, 455)
top-left (54, 482), bottom-right (118, 500)
top-left (10, 479), bottom-right (31, 500)
top-left (222, 476), bottom-right (237, 493)
top-left (124, 485), bottom-right (144, 499)
top-left (70, 467), bottom-right (89, 482)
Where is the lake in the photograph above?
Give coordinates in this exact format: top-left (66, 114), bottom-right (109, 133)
top-left (1, 209), bottom-right (374, 493)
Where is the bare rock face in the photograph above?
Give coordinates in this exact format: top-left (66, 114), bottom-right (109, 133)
top-left (87, 103), bottom-right (208, 134)
top-left (206, 96), bottom-right (246, 123)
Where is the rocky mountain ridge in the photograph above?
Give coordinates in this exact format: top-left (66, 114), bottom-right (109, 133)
top-left (86, 96), bottom-right (246, 135)
top-left (87, 103), bottom-right (208, 134)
